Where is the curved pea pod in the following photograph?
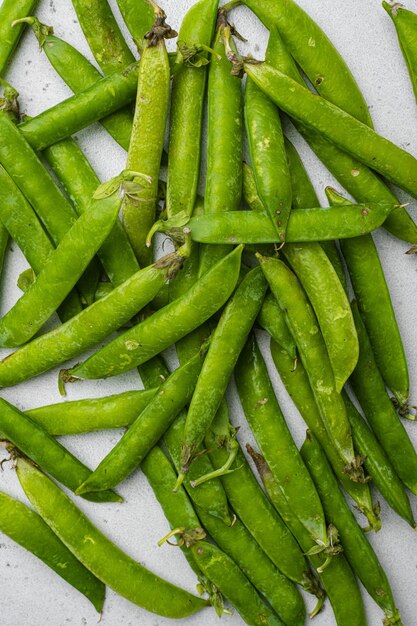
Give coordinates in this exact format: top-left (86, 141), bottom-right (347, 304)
top-left (0, 0), bottom-right (39, 74)
top-left (0, 259), bottom-right (172, 387)
top-left (67, 245), bottom-right (243, 380)
top-left (0, 491), bottom-right (105, 611)
top-left (302, 433), bottom-right (403, 625)
top-left (350, 300), bottom-right (417, 496)
top-left (76, 350), bottom-right (207, 494)
top-left (17, 458), bottom-right (208, 619)
top-left (190, 540), bottom-right (284, 626)
top-left (19, 62), bottom-right (139, 151)
top-left (326, 187), bottom-right (409, 406)
top-left (244, 60), bottom-right (417, 200)
top-left (0, 398), bottom-right (120, 503)
top-left (248, 446), bottom-right (366, 625)
top-left (384, 2), bottom-right (417, 101)
top-left (0, 192), bottom-right (122, 348)
top-left (25, 389), bottom-right (158, 436)
top-left (179, 267), bottom-right (268, 475)
top-left (166, 0), bottom-right (219, 219)
top-left (187, 201), bottom-right (395, 244)
top-left (236, 334), bottom-right (328, 548)
top-left (257, 292), bottom-right (296, 359)
top-left (117, 0), bottom-right (154, 49)
top-left (270, 339), bottom-right (380, 531)
top-left (344, 393), bottom-right (415, 529)
top-left (257, 255), bottom-right (359, 474)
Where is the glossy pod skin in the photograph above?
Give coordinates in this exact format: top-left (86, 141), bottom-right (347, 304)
top-left (302, 433), bottom-right (403, 625)
top-left (19, 62), bottom-right (139, 151)
top-left (180, 267), bottom-right (268, 474)
top-left (190, 541), bottom-right (284, 626)
top-left (0, 398), bottom-right (120, 503)
top-left (0, 260), bottom-right (173, 388)
top-left (67, 245), bottom-right (242, 380)
top-left (384, 2), bottom-right (417, 102)
top-left (25, 389), bottom-right (158, 435)
top-left (186, 200), bottom-right (395, 244)
top-left (327, 186), bottom-right (409, 405)
top-left (0, 193), bottom-right (121, 348)
top-left (0, 0), bottom-right (39, 75)
top-left (249, 447), bottom-right (366, 626)
top-left (76, 350), bottom-right (207, 494)
top-left (270, 340), bottom-right (379, 530)
top-left (116, 0), bottom-right (154, 49)
top-left (257, 291), bottom-right (296, 359)
top-left (350, 301), bottom-right (417, 496)
top-left (0, 491), bottom-right (105, 611)
top-left (244, 60), bottom-right (417, 200)
top-left (236, 334), bottom-right (328, 547)
top-left (166, 0), bottom-right (219, 219)
top-left (258, 255), bottom-right (357, 472)
top-left (17, 458), bottom-right (208, 619)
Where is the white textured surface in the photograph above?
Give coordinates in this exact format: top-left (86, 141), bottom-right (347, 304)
top-left (1, 0), bottom-right (417, 625)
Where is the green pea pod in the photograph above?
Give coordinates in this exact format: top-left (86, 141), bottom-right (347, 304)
top-left (302, 433), bottom-right (403, 625)
top-left (187, 201), bottom-right (395, 244)
top-left (0, 491), bottom-right (105, 611)
top-left (17, 458), bottom-right (208, 619)
top-left (244, 60), bottom-right (417, 200)
top-left (243, 161), bottom-right (265, 212)
top-left (0, 398), bottom-right (120, 503)
top-left (179, 267), bottom-right (268, 476)
top-left (326, 186), bottom-right (409, 406)
top-left (166, 0), bottom-right (218, 219)
top-left (117, 0), bottom-right (154, 49)
top-left (190, 540), bottom-right (284, 626)
top-left (19, 17), bottom-right (133, 150)
top-left (258, 255), bottom-right (358, 471)
top-left (245, 36), bottom-right (291, 241)
top-left (0, 164), bottom-right (81, 322)
top-left (248, 446), bottom-right (366, 625)
top-left (0, 191), bottom-right (121, 348)
top-left (0, 258), bottom-right (173, 387)
top-left (270, 339), bottom-right (379, 531)
top-left (350, 300), bottom-right (417, 495)
top-left (19, 62), bottom-right (139, 151)
top-left (257, 292), bottom-right (296, 359)
top-left (0, 0), bottom-right (39, 75)
top-left (76, 350), bottom-right (207, 494)
top-left (344, 393), bottom-right (415, 529)
top-left (197, 508), bottom-right (305, 626)
top-left (25, 389), bottom-right (158, 435)
top-left (44, 137), bottom-right (140, 286)
top-left (124, 11), bottom-right (174, 266)
top-left (236, 334), bottom-right (328, 548)
top-left (67, 245), bottom-right (243, 380)
top-left (384, 3), bottom-right (417, 101)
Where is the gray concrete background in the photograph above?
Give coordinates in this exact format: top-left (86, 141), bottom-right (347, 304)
top-left (1, 0), bottom-right (417, 624)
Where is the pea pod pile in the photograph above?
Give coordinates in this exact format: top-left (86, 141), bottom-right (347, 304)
top-left (1, 0), bottom-right (417, 624)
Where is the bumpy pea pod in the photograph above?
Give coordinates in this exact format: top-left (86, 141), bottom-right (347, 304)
top-left (67, 245), bottom-right (242, 380)
top-left (0, 190), bottom-right (122, 348)
top-left (124, 7), bottom-right (175, 266)
top-left (0, 0), bottom-right (39, 75)
top-left (302, 433), bottom-right (403, 626)
top-left (117, 0), bottom-right (154, 50)
top-left (15, 17), bottom-right (133, 150)
top-left (76, 350), bottom-right (208, 494)
top-left (44, 138), bottom-right (139, 286)
top-left (17, 458), bottom-right (208, 619)
top-left (270, 339), bottom-right (380, 531)
top-left (178, 267), bottom-right (268, 483)
top-left (350, 300), bottom-right (417, 496)
top-left (327, 186), bottom-right (409, 407)
top-left (248, 446), bottom-right (366, 625)
top-left (0, 398), bottom-right (120, 503)
top-left (0, 164), bottom-right (81, 322)
top-left (0, 256), bottom-right (172, 387)
top-left (257, 255), bottom-right (360, 476)
top-left (0, 491), bottom-right (105, 611)
top-left (166, 0), bottom-right (218, 219)
top-left (243, 60), bottom-right (417, 200)
top-left (18, 62), bottom-right (139, 151)
top-left (236, 334), bottom-right (330, 550)
top-left (25, 389), bottom-right (158, 435)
